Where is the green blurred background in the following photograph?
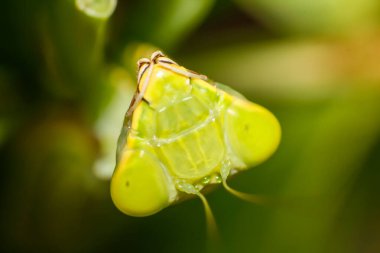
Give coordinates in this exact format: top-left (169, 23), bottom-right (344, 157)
top-left (1, 0), bottom-right (380, 252)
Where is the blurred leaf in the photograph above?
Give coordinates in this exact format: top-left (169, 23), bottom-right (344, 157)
top-left (260, 87), bottom-right (380, 253)
top-left (93, 65), bottom-right (135, 179)
top-left (181, 35), bottom-right (380, 101)
top-left (1, 113), bottom-right (115, 253)
top-left (75, 0), bottom-right (117, 19)
top-left (2, 1), bottom-right (380, 253)
top-left (38, 0), bottom-right (114, 120)
top-left (233, 0), bottom-right (380, 35)
top-left (117, 0), bottom-right (215, 50)
top-left (0, 67), bottom-right (24, 147)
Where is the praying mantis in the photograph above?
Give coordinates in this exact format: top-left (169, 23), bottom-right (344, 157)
top-left (111, 51), bottom-right (281, 225)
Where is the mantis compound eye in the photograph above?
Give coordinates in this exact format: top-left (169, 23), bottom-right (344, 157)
top-left (111, 150), bottom-right (175, 217)
top-left (225, 99), bottom-right (281, 168)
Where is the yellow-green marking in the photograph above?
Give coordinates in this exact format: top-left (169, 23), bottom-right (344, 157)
top-left (111, 51), bottom-right (281, 218)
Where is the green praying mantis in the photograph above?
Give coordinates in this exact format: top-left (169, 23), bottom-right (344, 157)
top-left (111, 51), bottom-right (281, 226)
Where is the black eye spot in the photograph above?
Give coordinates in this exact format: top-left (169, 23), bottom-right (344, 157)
top-left (126, 181), bottom-right (130, 187)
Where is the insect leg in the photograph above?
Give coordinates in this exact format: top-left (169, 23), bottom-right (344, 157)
top-left (158, 62), bottom-right (208, 80)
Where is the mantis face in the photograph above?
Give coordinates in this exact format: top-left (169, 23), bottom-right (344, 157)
top-left (111, 51), bottom-right (281, 217)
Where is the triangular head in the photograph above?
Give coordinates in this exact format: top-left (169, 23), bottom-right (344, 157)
top-left (111, 51), bottom-right (281, 218)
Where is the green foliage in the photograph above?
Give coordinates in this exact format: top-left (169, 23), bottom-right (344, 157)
top-left (1, 0), bottom-right (380, 252)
